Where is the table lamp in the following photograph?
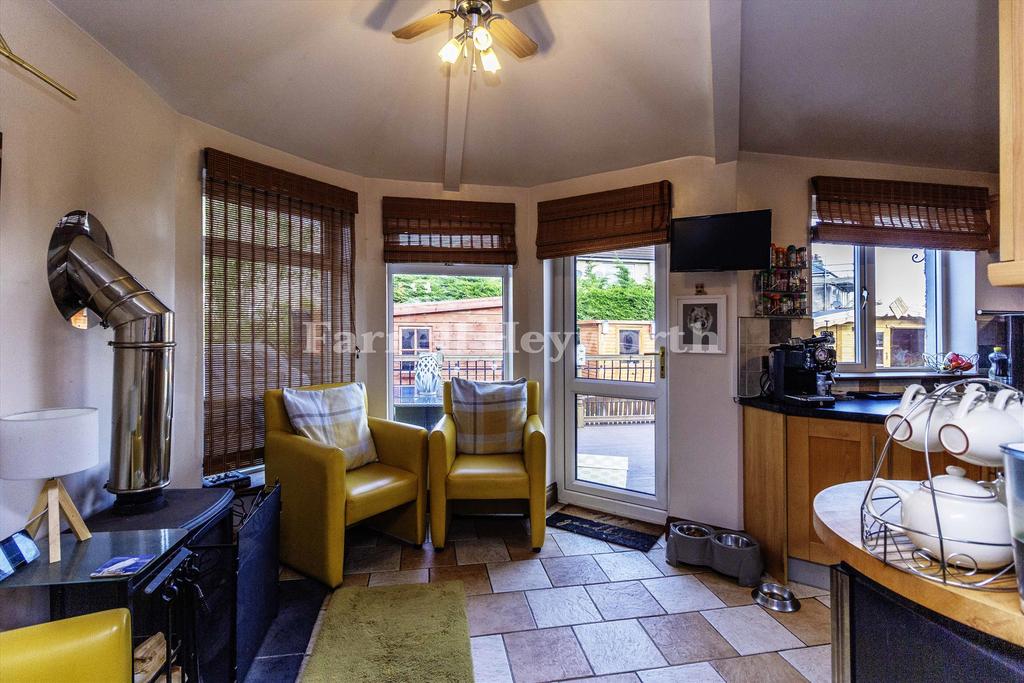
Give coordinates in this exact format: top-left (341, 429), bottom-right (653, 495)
top-left (0, 408), bottom-right (98, 562)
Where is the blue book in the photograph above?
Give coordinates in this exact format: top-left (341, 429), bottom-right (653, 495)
top-left (91, 554), bottom-right (155, 578)
top-left (0, 530), bottom-right (40, 582)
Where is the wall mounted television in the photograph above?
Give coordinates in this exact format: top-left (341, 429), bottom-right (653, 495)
top-left (670, 209), bottom-right (771, 272)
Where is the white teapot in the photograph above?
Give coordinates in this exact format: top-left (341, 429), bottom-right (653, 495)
top-left (866, 466), bottom-right (1012, 570)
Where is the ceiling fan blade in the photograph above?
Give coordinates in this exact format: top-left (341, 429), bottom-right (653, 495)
top-left (392, 10), bottom-right (454, 40)
top-left (488, 16), bottom-right (538, 58)
top-left (496, 0), bottom-right (538, 9)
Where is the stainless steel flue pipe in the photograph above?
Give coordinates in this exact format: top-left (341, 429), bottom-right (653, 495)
top-left (47, 212), bottom-right (174, 499)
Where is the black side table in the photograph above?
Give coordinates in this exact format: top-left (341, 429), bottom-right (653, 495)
top-left (0, 528), bottom-right (189, 616)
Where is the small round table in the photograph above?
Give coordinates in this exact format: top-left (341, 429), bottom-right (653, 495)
top-left (813, 480), bottom-right (1024, 647)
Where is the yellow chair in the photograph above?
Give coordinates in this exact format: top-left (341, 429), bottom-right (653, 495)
top-left (0, 608), bottom-right (132, 682)
top-left (264, 382), bottom-right (428, 588)
top-left (429, 380), bottom-right (547, 551)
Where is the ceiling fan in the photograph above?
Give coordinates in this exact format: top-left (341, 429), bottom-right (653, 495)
top-left (392, 0), bottom-right (538, 73)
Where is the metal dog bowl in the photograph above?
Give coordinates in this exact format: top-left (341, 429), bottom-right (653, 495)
top-left (677, 523), bottom-right (711, 538)
top-left (752, 582), bottom-right (801, 613)
top-left (666, 522), bottom-right (715, 566)
top-left (713, 532), bottom-right (754, 549)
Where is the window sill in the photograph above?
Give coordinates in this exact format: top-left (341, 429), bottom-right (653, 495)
top-left (834, 370), bottom-right (982, 381)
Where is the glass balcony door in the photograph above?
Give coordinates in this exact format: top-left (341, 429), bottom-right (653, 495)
top-left (558, 246), bottom-right (669, 518)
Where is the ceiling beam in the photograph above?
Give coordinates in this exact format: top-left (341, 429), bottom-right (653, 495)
top-left (442, 48), bottom-right (474, 191)
top-left (709, 0), bottom-right (742, 164)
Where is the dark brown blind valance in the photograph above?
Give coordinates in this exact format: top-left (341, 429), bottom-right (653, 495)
top-left (203, 150), bottom-right (356, 474)
top-left (205, 148), bottom-right (358, 214)
top-left (382, 196), bottom-right (517, 265)
top-left (810, 176), bottom-right (991, 250)
top-left (535, 181), bottom-right (673, 259)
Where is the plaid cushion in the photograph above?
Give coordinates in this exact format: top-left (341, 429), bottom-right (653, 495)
top-left (451, 378), bottom-right (528, 455)
top-left (282, 383), bottom-right (378, 470)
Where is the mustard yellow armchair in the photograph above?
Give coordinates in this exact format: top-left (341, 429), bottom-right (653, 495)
top-left (429, 380), bottom-right (547, 551)
top-left (0, 608), bottom-right (132, 682)
top-left (264, 382), bottom-right (428, 588)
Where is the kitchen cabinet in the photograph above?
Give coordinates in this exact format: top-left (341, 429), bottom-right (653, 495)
top-left (742, 407), bottom-right (787, 582)
top-left (989, 0), bottom-right (1024, 286)
top-left (786, 417), bottom-right (876, 565)
top-left (742, 406), bottom-right (1002, 582)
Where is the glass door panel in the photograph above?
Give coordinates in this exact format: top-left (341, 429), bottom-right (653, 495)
top-left (562, 247), bottom-right (668, 513)
top-left (575, 394), bottom-right (656, 495)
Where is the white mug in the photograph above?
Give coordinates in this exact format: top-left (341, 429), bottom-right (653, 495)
top-left (884, 384), bottom-right (971, 453)
top-left (940, 389), bottom-right (1024, 467)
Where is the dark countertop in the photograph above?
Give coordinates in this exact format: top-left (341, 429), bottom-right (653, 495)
top-left (737, 396), bottom-right (899, 424)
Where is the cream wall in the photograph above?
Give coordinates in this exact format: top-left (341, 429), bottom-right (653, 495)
top-left (0, 0), bottom-right (179, 543)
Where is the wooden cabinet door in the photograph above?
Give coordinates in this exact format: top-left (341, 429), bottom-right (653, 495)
top-left (787, 417), bottom-right (875, 564)
top-left (743, 407), bottom-right (788, 583)
top-left (989, 0), bottom-right (1024, 287)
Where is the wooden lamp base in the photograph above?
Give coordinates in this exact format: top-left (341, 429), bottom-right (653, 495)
top-left (25, 478), bottom-right (91, 563)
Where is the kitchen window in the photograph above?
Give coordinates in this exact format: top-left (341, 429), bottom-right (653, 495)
top-left (812, 244), bottom-right (946, 372)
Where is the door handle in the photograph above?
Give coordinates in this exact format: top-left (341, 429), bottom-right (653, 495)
top-left (659, 346), bottom-right (666, 379)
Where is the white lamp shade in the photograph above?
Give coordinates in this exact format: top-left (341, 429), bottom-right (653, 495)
top-left (0, 408), bottom-right (100, 480)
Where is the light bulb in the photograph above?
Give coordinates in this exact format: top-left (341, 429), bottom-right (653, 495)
top-left (473, 26), bottom-right (493, 51)
top-left (438, 37), bottom-right (464, 64)
top-left (480, 47), bottom-right (501, 73)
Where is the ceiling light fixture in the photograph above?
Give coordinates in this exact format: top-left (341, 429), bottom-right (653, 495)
top-left (393, 0), bottom-right (538, 75)
top-left (472, 25), bottom-right (492, 51)
top-left (480, 47), bottom-right (501, 73)
top-left (438, 35), bottom-right (465, 64)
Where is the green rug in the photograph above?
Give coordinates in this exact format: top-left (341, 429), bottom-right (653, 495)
top-left (303, 581), bottom-right (473, 683)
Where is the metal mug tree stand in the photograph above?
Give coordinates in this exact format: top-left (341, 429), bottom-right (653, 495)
top-left (860, 377), bottom-right (1021, 592)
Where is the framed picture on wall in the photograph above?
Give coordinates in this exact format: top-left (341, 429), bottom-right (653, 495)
top-left (676, 295), bottom-right (727, 354)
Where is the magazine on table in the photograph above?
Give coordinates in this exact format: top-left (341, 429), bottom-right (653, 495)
top-left (91, 554), bottom-right (155, 578)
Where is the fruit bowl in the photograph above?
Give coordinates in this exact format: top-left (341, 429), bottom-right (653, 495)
top-left (922, 352), bottom-right (979, 374)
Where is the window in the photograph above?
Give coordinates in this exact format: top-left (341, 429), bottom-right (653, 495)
top-left (812, 243), bottom-right (943, 372)
top-left (202, 149), bottom-right (356, 474)
top-left (619, 329), bottom-right (641, 355)
top-left (387, 263), bottom-right (512, 429)
top-left (400, 327), bottom-right (432, 353)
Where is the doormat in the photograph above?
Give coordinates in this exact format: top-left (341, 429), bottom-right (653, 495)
top-left (303, 582), bottom-right (472, 683)
top-left (546, 512), bottom-right (660, 552)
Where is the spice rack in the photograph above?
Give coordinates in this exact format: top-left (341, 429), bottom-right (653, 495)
top-left (753, 244), bottom-right (809, 317)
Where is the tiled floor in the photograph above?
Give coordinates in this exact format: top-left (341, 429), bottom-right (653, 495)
top-left (247, 512), bottom-right (833, 682)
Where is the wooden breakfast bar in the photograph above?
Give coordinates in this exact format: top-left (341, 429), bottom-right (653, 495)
top-left (813, 481), bottom-right (1024, 680)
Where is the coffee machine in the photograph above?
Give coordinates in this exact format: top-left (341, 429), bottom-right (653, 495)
top-left (769, 333), bottom-right (837, 406)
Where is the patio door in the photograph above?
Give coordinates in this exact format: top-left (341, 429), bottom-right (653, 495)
top-left (558, 246), bottom-right (669, 521)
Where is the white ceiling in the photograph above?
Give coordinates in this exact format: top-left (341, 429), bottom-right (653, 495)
top-left (53, 0), bottom-right (715, 187)
top-left (52, 0), bottom-right (998, 186)
top-left (739, 0), bottom-right (998, 172)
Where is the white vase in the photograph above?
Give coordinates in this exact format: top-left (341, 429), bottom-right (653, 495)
top-left (414, 351), bottom-right (443, 396)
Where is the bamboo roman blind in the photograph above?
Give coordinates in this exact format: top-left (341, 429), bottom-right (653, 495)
top-left (810, 176), bottom-right (992, 250)
top-left (382, 197), bottom-right (517, 265)
top-left (535, 181), bottom-right (673, 259)
top-left (203, 148), bottom-right (357, 474)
